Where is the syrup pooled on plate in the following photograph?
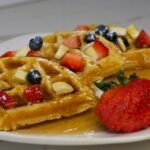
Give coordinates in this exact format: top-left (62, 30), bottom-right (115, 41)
top-left (14, 109), bottom-right (103, 135)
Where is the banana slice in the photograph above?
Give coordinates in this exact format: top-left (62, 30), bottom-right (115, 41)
top-left (52, 81), bottom-right (74, 94)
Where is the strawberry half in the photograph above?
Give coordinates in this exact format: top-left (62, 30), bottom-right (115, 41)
top-left (93, 40), bottom-right (109, 59)
top-left (74, 25), bottom-right (90, 31)
top-left (0, 50), bottom-right (17, 58)
top-left (61, 52), bottom-right (84, 72)
top-left (136, 29), bottom-right (150, 48)
top-left (62, 35), bottom-right (81, 49)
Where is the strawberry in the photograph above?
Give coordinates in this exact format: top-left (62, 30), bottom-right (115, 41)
top-left (61, 52), bottom-right (84, 72)
top-left (96, 78), bottom-right (150, 133)
top-left (27, 50), bottom-right (43, 57)
top-left (2, 99), bottom-right (16, 109)
top-left (62, 35), bottom-right (81, 49)
top-left (23, 85), bottom-right (44, 103)
top-left (0, 90), bottom-right (16, 109)
top-left (93, 40), bottom-right (109, 59)
top-left (0, 50), bottom-right (17, 58)
top-left (136, 29), bottom-right (150, 48)
top-left (74, 25), bottom-right (90, 31)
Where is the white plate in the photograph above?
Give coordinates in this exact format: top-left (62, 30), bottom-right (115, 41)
top-left (0, 33), bottom-right (150, 146)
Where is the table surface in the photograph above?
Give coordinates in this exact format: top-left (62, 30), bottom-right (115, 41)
top-left (0, 0), bottom-right (150, 149)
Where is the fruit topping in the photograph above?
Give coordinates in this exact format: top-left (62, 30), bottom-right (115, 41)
top-left (84, 40), bottom-right (109, 60)
top-left (127, 24), bottom-right (139, 39)
top-left (15, 46), bottom-right (30, 57)
top-left (95, 24), bottom-right (109, 36)
top-left (29, 36), bottom-right (43, 51)
top-left (61, 52), bottom-right (84, 72)
top-left (104, 31), bottom-right (118, 43)
top-left (117, 37), bottom-right (127, 52)
top-left (0, 90), bottom-right (16, 109)
top-left (62, 35), bottom-right (81, 49)
top-left (121, 37), bottom-right (129, 47)
top-left (84, 45), bottom-right (99, 60)
top-left (96, 78), bottom-right (150, 132)
top-left (84, 32), bottom-right (96, 43)
top-left (13, 70), bottom-right (27, 83)
top-left (27, 69), bottom-right (42, 84)
top-left (93, 40), bottom-right (109, 59)
top-left (0, 51), bottom-right (17, 58)
top-left (74, 25), bottom-right (90, 31)
top-left (52, 82), bottom-right (74, 95)
top-left (27, 50), bottom-right (43, 57)
top-left (136, 29), bottom-right (150, 48)
top-left (23, 84), bottom-right (44, 103)
top-left (109, 26), bottom-right (127, 36)
top-left (55, 45), bottom-right (69, 59)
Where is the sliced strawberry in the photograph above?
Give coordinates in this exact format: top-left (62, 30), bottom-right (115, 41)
top-left (93, 40), bottom-right (109, 59)
top-left (0, 50), bottom-right (17, 58)
top-left (62, 35), bottom-right (81, 49)
top-left (27, 50), bottom-right (43, 57)
top-left (136, 29), bottom-right (150, 48)
top-left (74, 25), bottom-right (90, 31)
top-left (61, 52), bottom-right (84, 72)
top-left (0, 90), bottom-right (16, 109)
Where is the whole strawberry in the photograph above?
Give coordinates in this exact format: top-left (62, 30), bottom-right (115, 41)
top-left (96, 78), bottom-right (150, 133)
top-left (23, 84), bottom-right (44, 103)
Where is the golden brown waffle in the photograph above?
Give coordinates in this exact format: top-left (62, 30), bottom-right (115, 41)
top-left (122, 48), bottom-right (150, 70)
top-left (14, 24), bottom-right (149, 86)
top-left (42, 24), bottom-right (150, 75)
top-left (41, 24), bottom-right (150, 79)
top-left (31, 33), bottom-right (124, 85)
top-left (0, 57), bottom-right (96, 131)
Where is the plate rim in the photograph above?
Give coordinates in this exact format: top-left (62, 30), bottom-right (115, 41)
top-left (0, 130), bottom-right (150, 145)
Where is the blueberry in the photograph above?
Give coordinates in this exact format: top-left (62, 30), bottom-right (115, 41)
top-left (121, 37), bottom-right (129, 47)
top-left (105, 31), bottom-right (118, 43)
top-left (29, 36), bottom-right (43, 51)
top-left (84, 32), bottom-right (96, 43)
top-left (95, 24), bottom-right (109, 36)
top-left (27, 69), bottom-right (42, 84)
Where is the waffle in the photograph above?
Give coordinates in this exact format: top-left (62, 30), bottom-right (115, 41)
top-left (122, 48), bottom-right (150, 70)
top-left (31, 24), bottom-right (150, 83)
top-left (13, 24), bottom-right (150, 84)
top-left (0, 57), bottom-right (96, 130)
top-left (46, 24), bottom-right (150, 74)
top-left (25, 32), bottom-right (124, 85)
